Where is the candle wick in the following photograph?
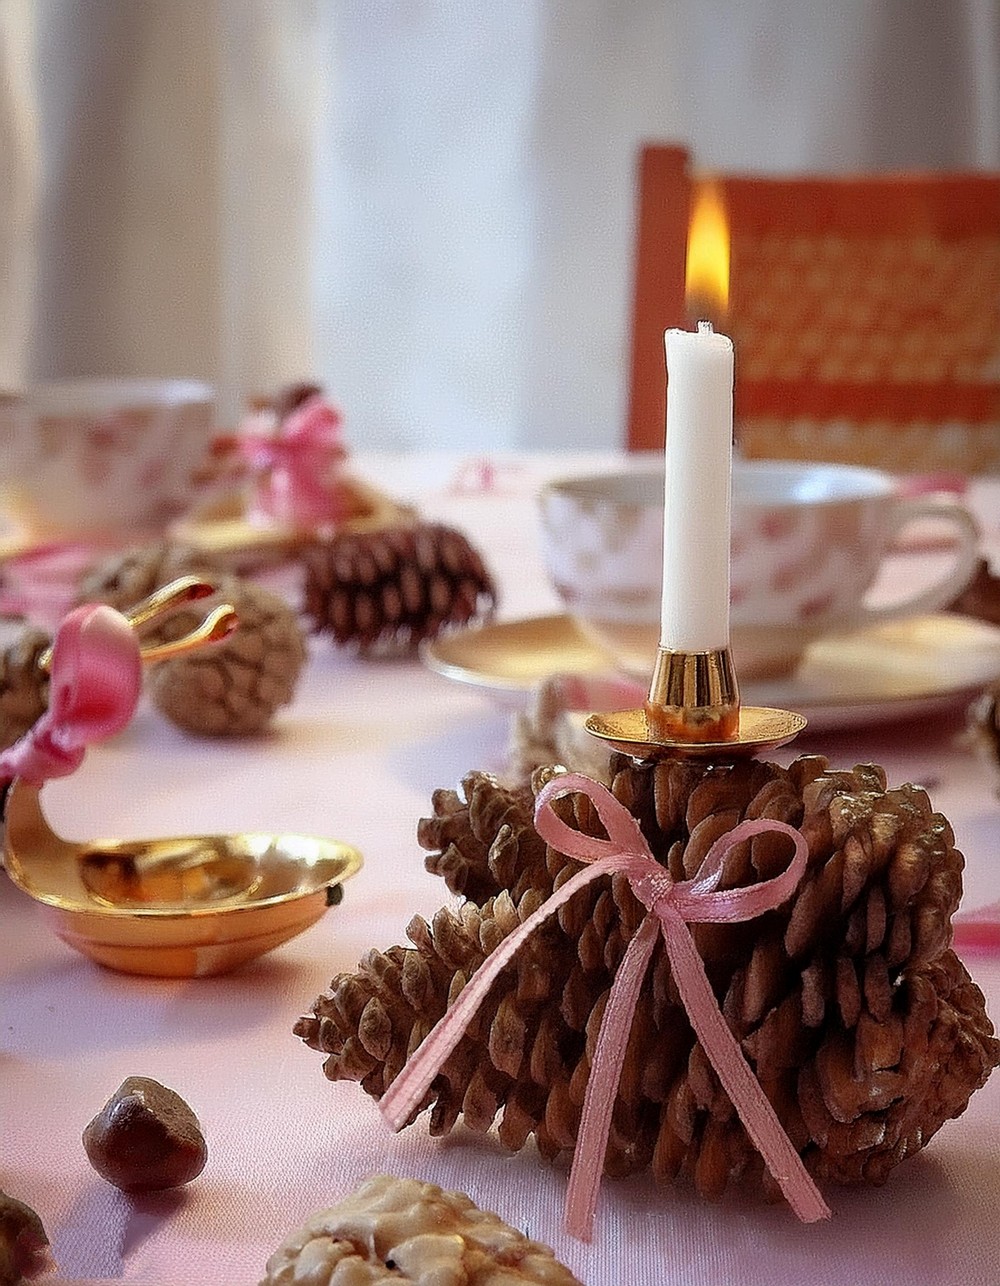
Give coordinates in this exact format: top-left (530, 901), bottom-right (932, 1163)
top-left (697, 320), bottom-right (714, 334)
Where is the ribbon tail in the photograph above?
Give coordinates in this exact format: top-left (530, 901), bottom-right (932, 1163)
top-left (380, 856), bottom-right (620, 1130)
top-left (661, 912), bottom-right (831, 1223)
top-left (953, 900), bottom-right (1000, 953)
top-left (564, 914), bottom-right (660, 1241)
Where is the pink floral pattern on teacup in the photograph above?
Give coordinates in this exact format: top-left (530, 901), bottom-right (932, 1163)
top-left (0, 382), bottom-right (214, 538)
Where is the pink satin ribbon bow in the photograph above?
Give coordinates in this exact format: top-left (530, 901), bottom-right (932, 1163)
top-left (0, 604), bottom-right (142, 787)
top-left (240, 395), bottom-right (347, 527)
top-left (380, 772), bottom-right (831, 1239)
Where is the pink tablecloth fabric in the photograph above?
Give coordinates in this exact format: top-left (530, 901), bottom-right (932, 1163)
top-left (3, 453), bottom-right (1000, 1285)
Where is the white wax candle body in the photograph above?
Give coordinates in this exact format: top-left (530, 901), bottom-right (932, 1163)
top-left (660, 324), bottom-right (734, 651)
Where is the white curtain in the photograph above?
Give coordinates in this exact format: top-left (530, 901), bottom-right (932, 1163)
top-left (6, 0), bottom-right (318, 424)
top-left (3, 0), bottom-right (998, 447)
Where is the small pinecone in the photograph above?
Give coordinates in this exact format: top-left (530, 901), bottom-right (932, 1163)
top-left (77, 542), bottom-right (227, 614)
top-left (296, 754), bottom-right (999, 1204)
top-left (508, 677), bottom-right (613, 786)
top-left (0, 629), bottom-right (50, 750)
top-left (147, 579), bottom-right (306, 737)
top-left (302, 521), bottom-right (496, 652)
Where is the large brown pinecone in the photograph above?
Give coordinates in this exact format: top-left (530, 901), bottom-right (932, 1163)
top-left (295, 755), bottom-right (999, 1204)
top-left (0, 629), bottom-right (50, 750)
top-left (302, 522), bottom-right (496, 652)
top-left (76, 542), bottom-right (227, 614)
top-left (147, 579), bottom-right (306, 737)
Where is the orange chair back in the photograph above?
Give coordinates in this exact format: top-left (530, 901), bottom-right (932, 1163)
top-left (627, 146), bottom-right (1000, 473)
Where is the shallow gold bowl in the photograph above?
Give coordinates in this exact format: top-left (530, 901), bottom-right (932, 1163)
top-left (3, 780), bottom-right (363, 978)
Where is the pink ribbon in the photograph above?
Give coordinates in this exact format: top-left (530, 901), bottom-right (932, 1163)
top-left (380, 772), bottom-right (830, 1238)
top-left (0, 604), bottom-right (142, 787)
top-left (239, 395), bottom-right (347, 527)
top-left (953, 901), bottom-right (1000, 953)
top-left (0, 542), bottom-right (100, 628)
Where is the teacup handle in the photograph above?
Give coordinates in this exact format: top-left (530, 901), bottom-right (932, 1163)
top-left (857, 496), bottom-right (980, 626)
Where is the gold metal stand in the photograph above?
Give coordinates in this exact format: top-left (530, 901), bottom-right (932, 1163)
top-left (586, 644), bottom-right (806, 761)
top-left (644, 646), bottom-right (740, 742)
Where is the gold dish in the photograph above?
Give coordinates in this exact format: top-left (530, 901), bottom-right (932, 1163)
top-left (3, 780), bottom-right (363, 978)
top-left (170, 478), bottom-right (414, 570)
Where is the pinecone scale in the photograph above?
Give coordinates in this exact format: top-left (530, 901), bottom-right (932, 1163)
top-left (0, 629), bottom-right (50, 750)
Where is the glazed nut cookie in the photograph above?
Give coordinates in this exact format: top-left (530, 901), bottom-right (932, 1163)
top-left (260, 1175), bottom-right (581, 1286)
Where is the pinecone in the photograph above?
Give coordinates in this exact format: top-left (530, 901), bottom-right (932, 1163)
top-left (302, 522), bottom-right (496, 652)
top-left (147, 579), bottom-right (306, 737)
top-left (0, 629), bottom-right (50, 750)
top-left (77, 542), bottom-right (227, 615)
top-left (295, 754), bottom-right (999, 1205)
top-left (508, 678), bottom-right (613, 787)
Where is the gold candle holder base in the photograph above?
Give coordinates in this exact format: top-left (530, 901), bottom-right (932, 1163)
top-left (585, 645), bottom-right (806, 761)
top-left (645, 646), bottom-right (740, 742)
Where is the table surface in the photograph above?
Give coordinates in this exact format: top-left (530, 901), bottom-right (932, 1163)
top-left (4, 453), bottom-right (1000, 1286)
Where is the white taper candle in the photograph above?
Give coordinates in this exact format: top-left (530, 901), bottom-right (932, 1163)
top-left (659, 321), bottom-right (734, 650)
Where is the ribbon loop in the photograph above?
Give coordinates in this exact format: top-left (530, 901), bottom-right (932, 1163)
top-left (531, 772), bottom-right (652, 864)
top-left (0, 604), bottom-right (142, 787)
top-left (380, 769), bottom-right (831, 1239)
top-left (240, 395), bottom-right (347, 527)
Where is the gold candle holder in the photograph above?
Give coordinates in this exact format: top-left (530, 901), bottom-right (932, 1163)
top-left (645, 645), bottom-right (740, 742)
top-left (585, 643), bottom-right (806, 762)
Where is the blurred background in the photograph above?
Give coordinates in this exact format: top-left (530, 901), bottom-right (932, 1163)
top-left (2, 0), bottom-right (997, 450)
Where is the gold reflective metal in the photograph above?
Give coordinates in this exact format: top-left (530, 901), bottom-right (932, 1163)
top-left (137, 603), bottom-right (238, 663)
top-left (645, 645), bottom-right (741, 742)
top-left (583, 640), bottom-right (808, 761)
top-left (3, 779), bottom-right (363, 978)
top-left (39, 576), bottom-right (238, 671)
top-left (585, 704), bottom-right (807, 761)
top-left (122, 575), bottom-right (216, 630)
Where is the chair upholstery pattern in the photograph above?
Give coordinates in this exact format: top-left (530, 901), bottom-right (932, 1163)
top-left (628, 149), bottom-right (1000, 474)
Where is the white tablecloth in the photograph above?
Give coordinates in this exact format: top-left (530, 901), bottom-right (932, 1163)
top-left (3, 454), bottom-right (1000, 1285)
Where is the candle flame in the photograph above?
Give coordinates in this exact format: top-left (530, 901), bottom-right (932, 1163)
top-left (685, 180), bottom-right (730, 317)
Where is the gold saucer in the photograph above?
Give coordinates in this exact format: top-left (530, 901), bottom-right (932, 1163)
top-left (170, 479), bottom-right (414, 570)
top-left (3, 780), bottom-right (363, 978)
top-left (423, 612), bottom-right (1000, 732)
top-left (585, 705), bottom-right (808, 760)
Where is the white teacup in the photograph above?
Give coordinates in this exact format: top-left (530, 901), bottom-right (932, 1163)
top-left (539, 460), bottom-right (981, 679)
top-left (0, 379), bottom-right (215, 539)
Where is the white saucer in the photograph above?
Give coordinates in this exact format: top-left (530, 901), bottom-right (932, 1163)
top-left (422, 612), bottom-right (1000, 733)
